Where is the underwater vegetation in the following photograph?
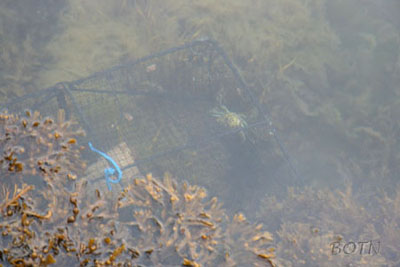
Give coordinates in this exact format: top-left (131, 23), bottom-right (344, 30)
top-left (38, 0), bottom-right (339, 89)
top-left (0, 109), bottom-right (85, 186)
top-left (3, 0), bottom-right (398, 201)
top-left (37, 0), bottom-right (399, 188)
top-left (257, 184), bottom-right (400, 266)
top-left (1, 0), bottom-right (399, 265)
top-left (0, 110), bottom-right (276, 266)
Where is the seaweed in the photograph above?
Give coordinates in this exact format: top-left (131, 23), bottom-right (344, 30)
top-left (1, 110), bottom-right (277, 266)
top-left (0, 109), bottom-right (86, 188)
top-left (257, 184), bottom-right (400, 266)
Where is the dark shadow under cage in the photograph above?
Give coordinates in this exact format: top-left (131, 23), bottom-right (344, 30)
top-left (3, 38), bottom-right (300, 211)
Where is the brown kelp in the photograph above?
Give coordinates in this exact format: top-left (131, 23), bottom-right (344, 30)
top-left (1, 110), bottom-right (276, 266)
top-left (257, 184), bottom-right (400, 266)
top-left (116, 173), bottom-right (276, 266)
top-left (0, 109), bottom-right (85, 184)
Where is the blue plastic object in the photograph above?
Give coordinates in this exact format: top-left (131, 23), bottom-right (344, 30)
top-left (88, 142), bottom-right (122, 191)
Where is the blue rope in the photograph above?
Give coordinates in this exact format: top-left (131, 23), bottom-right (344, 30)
top-left (88, 142), bottom-right (122, 191)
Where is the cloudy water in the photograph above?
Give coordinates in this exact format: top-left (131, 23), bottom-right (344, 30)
top-left (1, 1), bottom-right (399, 266)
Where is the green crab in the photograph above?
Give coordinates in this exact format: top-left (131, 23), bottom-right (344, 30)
top-left (210, 105), bottom-right (248, 129)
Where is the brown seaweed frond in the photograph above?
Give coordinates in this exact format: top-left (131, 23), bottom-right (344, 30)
top-left (0, 184), bottom-right (43, 265)
top-left (0, 109), bottom-right (86, 187)
top-left (258, 184), bottom-right (399, 266)
top-left (116, 172), bottom-right (226, 266)
top-left (52, 178), bottom-right (121, 265)
top-left (0, 171), bottom-right (278, 266)
top-left (0, 184), bottom-right (34, 214)
top-left (0, 177), bottom-right (121, 266)
top-left (1, 146), bottom-right (277, 266)
top-left (222, 213), bottom-right (276, 267)
top-left (112, 172), bottom-right (277, 266)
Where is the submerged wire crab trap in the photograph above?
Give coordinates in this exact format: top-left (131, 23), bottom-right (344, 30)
top-left (3, 38), bottom-right (299, 207)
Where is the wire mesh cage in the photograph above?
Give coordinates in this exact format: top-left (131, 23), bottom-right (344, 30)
top-left (3, 38), bottom-right (299, 209)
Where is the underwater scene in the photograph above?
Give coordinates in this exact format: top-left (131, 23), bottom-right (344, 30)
top-left (1, 0), bottom-right (399, 266)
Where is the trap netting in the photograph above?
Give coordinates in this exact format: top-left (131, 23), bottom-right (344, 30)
top-left (4, 38), bottom-right (299, 206)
